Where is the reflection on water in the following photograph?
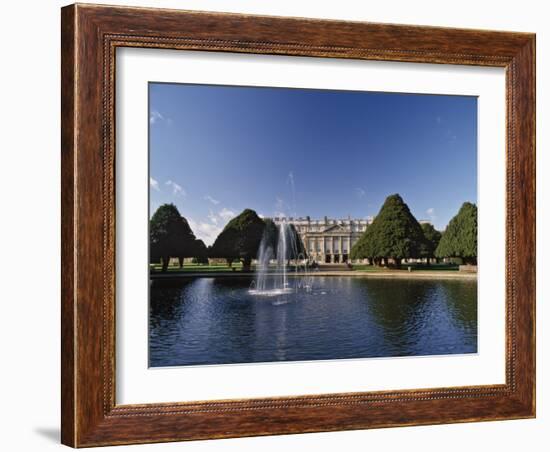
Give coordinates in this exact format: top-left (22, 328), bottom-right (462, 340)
top-left (149, 276), bottom-right (477, 367)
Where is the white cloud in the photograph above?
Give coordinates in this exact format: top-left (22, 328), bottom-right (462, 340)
top-left (165, 180), bottom-right (186, 197)
top-left (186, 205), bottom-right (240, 246)
top-left (207, 210), bottom-right (218, 225)
top-left (204, 195), bottom-right (220, 205)
top-left (426, 208), bottom-right (436, 222)
top-left (355, 187), bottom-right (366, 198)
top-left (188, 208), bottom-right (238, 245)
top-left (149, 110), bottom-right (164, 125)
top-left (219, 207), bottom-right (236, 221)
top-left (149, 177), bottom-right (160, 191)
top-left (187, 218), bottom-right (223, 247)
top-left (149, 109), bottom-right (172, 125)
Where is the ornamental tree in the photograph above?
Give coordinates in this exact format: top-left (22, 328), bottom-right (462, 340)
top-left (435, 202), bottom-right (477, 265)
top-left (349, 223), bottom-right (377, 264)
top-left (209, 208), bottom-right (265, 271)
top-left (257, 219), bottom-right (307, 264)
top-left (287, 223), bottom-right (307, 260)
top-left (189, 239), bottom-right (209, 265)
top-left (419, 223), bottom-right (442, 265)
top-left (150, 203), bottom-right (197, 272)
top-left (259, 219), bottom-right (279, 259)
top-left (350, 194), bottom-right (425, 267)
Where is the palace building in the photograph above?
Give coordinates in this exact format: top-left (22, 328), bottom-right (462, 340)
top-left (269, 215), bottom-right (433, 264)
top-left (269, 216), bottom-right (373, 264)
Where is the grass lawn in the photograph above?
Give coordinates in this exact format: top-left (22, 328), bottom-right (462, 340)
top-left (352, 263), bottom-right (459, 272)
top-left (150, 263), bottom-right (243, 273)
top-left (150, 262), bottom-right (459, 274)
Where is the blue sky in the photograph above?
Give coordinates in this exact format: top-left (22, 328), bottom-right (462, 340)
top-left (149, 83), bottom-right (477, 245)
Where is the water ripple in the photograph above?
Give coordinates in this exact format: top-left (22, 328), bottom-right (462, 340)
top-left (149, 276), bottom-right (477, 367)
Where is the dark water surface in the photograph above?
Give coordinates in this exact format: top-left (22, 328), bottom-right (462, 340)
top-left (149, 276), bottom-right (477, 367)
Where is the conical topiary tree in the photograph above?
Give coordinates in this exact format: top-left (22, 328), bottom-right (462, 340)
top-left (350, 194), bottom-right (426, 267)
top-left (419, 222), bottom-right (442, 265)
top-left (209, 208), bottom-right (265, 271)
top-left (150, 203), bottom-right (197, 271)
top-left (188, 239), bottom-right (209, 265)
top-left (435, 202), bottom-right (477, 265)
top-left (350, 223), bottom-right (377, 264)
top-left (285, 223), bottom-right (307, 261)
top-left (260, 219), bottom-right (279, 257)
top-left (260, 220), bottom-right (307, 260)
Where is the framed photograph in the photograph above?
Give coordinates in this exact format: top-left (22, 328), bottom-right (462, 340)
top-left (61, 3), bottom-right (536, 447)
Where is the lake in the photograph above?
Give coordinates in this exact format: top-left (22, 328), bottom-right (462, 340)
top-left (149, 276), bottom-right (477, 367)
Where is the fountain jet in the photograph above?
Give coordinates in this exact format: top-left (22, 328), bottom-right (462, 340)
top-left (250, 219), bottom-right (307, 296)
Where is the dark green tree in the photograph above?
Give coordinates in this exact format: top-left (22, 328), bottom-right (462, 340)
top-left (350, 224), bottom-right (377, 265)
top-left (420, 223), bottom-right (442, 265)
top-left (435, 202), bottom-right (477, 264)
top-left (258, 220), bottom-right (307, 264)
top-left (350, 194), bottom-right (425, 267)
top-left (150, 204), bottom-right (197, 272)
top-left (261, 219), bottom-right (279, 256)
top-left (209, 208), bottom-right (265, 271)
top-left (287, 223), bottom-right (307, 260)
top-left (190, 239), bottom-right (209, 265)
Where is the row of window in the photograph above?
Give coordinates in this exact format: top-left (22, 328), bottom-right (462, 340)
top-left (308, 240), bottom-right (357, 253)
top-left (296, 226), bottom-right (366, 233)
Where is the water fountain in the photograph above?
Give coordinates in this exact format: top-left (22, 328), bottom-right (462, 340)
top-left (249, 219), bottom-right (311, 296)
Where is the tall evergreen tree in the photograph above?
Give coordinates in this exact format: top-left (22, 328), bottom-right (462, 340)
top-left (435, 202), bottom-right (477, 264)
top-left (188, 239), bottom-right (209, 265)
top-left (209, 209), bottom-right (265, 271)
top-left (150, 204), bottom-right (197, 272)
top-left (260, 219), bottom-right (279, 257)
top-left (287, 223), bottom-right (307, 260)
top-left (420, 223), bottom-right (442, 265)
top-left (350, 194), bottom-right (425, 266)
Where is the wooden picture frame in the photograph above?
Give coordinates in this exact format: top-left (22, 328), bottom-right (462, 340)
top-left (61, 3), bottom-right (535, 447)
